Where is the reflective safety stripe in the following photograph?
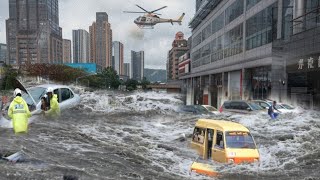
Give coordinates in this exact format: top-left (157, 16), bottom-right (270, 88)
top-left (13, 110), bottom-right (26, 114)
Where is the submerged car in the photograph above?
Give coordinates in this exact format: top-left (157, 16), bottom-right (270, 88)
top-left (202, 105), bottom-right (219, 115)
top-left (253, 100), bottom-right (295, 113)
top-left (190, 119), bottom-right (260, 176)
top-left (178, 105), bottom-right (212, 115)
top-left (220, 100), bottom-right (263, 114)
top-left (1, 84), bottom-right (81, 126)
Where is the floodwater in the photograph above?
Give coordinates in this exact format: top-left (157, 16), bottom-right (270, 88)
top-left (0, 90), bottom-right (319, 180)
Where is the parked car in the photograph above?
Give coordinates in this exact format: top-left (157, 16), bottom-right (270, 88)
top-left (178, 105), bottom-right (212, 115)
top-left (202, 105), bottom-right (219, 114)
top-left (253, 100), bottom-right (294, 113)
top-left (220, 100), bottom-right (264, 114)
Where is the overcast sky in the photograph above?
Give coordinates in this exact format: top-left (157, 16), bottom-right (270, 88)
top-left (0, 0), bottom-right (195, 69)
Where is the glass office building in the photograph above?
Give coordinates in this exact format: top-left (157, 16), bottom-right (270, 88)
top-left (182, 0), bottom-right (320, 109)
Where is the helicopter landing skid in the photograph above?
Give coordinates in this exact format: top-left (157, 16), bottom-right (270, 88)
top-left (138, 26), bottom-right (154, 29)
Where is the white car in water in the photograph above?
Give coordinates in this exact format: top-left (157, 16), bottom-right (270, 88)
top-left (1, 84), bottom-right (81, 127)
top-left (22, 84), bottom-right (81, 114)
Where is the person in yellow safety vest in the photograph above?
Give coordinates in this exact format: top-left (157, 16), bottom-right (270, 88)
top-left (8, 88), bottom-right (31, 134)
top-left (44, 87), bottom-right (60, 118)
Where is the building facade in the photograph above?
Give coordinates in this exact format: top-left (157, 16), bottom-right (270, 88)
top-left (6, 0), bottom-right (63, 66)
top-left (124, 63), bottom-right (130, 77)
top-left (112, 41), bottom-right (124, 75)
top-left (89, 12), bottom-right (112, 69)
top-left (167, 32), bottom-right (189, 81)
top-left (62, 39), bottom-right (72, 63)
top-left (73, 29), bottom-right (90, 63)
top-left (183, 0), bottom-right (320, 109)
top-left (0, 44), bottom-right (7, 64)
top-left (131, 51), bottom-right (144, 81)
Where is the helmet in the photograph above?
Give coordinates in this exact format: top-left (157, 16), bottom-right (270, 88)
top-left (47, 87), bottom-right (54, 93)
top-left (13, 88), bottom-right (22, 97)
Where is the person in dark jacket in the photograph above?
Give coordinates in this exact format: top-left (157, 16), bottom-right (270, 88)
top-left (268, 101), bottom-right (281, 119)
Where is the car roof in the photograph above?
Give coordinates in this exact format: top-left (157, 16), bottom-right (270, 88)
top-left (33, 84), bottom-right (71, 90)
top-left (195, 119), bottom-right (250, 132)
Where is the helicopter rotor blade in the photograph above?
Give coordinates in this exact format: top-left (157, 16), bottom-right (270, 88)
top-left (123, 11), bottom-right (146, 13)
top-left (135, 4), bottom-right (149, 13)
top-left (151, 6), bottom-right (167, 13)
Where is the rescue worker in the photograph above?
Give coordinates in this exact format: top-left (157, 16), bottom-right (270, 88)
top-left (44, 87), bottom-right (60, 118)
top-left (8, 88), bottom-right (31, 134)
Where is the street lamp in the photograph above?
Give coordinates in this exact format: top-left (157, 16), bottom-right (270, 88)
top-left (76, 73), bottom-right (97, 86)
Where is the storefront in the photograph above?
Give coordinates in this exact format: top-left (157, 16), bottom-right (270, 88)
top-left (287, 53), bottom-right (320, 109)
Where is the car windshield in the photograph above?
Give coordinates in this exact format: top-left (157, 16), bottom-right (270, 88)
top-left (22, 87), bottom-right (46, 106)
top-left (194, 105), bottom-right (208, 113)
top-left (249, 103), bottom-right (263, 110)
top-left (225, 131), bottom-right (256, 149)
top-left (281, 104), bottom-right (294, 109)
top-left (205, 106), bottom-right (217, 111)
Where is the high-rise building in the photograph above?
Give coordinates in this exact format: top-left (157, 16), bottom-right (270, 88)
top-left (89, 12), bottom-right (112, 69)
top-left (89, 22), bottom-right (96, 64)
top-left (0, 44), bottom-right (7, 64)
top-left (131, 51), bottom-right (144, 81)
top-left (124, 63), bottom-right (130, 77)
top-left (167, 32), bottom-right (189, 81)
top-left (62, 39), bottom-right (72, 63)
top-left (6, 0), bottom-right (63, 66)
top-left (73, 29), bottom-right (90, 63)
top-left (112, 41), bottom-right (124, 75)
top-left (183, 0), bottom-right (320, 108)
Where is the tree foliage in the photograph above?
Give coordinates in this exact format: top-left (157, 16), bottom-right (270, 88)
top-left (1, 65), bottom-right (18, 90)
top-left (140, 77), bottom-right (150, 90)
top-left (125, 79), bottom-right (138, 91)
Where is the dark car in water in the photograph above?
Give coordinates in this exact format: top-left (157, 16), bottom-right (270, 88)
top-left (220, 100), bottom-right (264, 114)
top-left (178, 105), bottom-right (213, 115)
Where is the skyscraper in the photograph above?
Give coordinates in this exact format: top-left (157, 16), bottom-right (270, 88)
top-left (89, 12), bottom-right (112, 69)
top-left (62, 39), bottom-right (72, 63)
top-left (6, 0), bottom-right (63, 66)
top-left (0, 44), bottom-right (7, 64)
top-left (124, 63), bottom-right (130, 77)
top-left (73, 29), bottom-right (90, 63)
top-left (131, 51), bottom-right (144, 81)
top-left (112, 41), bottom-right (124, 75)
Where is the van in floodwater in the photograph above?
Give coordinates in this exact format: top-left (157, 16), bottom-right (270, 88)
top-left (190, 119), bottom-right (260, 176)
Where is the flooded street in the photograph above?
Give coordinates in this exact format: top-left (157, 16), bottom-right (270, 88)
top-left (0, 91), bottom-right (320, 180)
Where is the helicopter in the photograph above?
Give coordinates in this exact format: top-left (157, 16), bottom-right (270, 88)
top-left (124, 5), bottom-right (185, 29)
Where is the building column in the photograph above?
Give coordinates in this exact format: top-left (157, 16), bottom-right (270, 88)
top-left (293, 0), bottom-right (305, 34)
top-left (208, 74), bottom-right (212, 106)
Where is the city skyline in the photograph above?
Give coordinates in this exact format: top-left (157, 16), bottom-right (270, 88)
top-left (0, 0), bottom-right (194, 69)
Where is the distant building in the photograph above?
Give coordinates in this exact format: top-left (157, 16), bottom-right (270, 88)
top-left (73, 29), bottom-right (90, 63)
top-left (62, 39), bottom-right (72, 63)
top-left (0, 44), bottom-right (7, 64)
top-left (65, 63), bottom-right (97, 74)
top-left (178, 37), bottom-right (192, 77)
top-left (124, 63), bottom-right (130, 77)
top-left (89, 12), bottom-right (112, 69)
top-left (112, 41), bottom-right (124, 75)
top-left (167, 32), bottom-right (189, 80)
top-left (131, 51), bottom-right (144, 81)
top-left (6, 0), bottom-right (63, 66)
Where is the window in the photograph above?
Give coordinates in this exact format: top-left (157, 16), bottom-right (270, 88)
top-left (224, 23), bottom-right (243, 58)
top-left (305, 0), bottom-right (320, 30)
top-left (202, 24), bottom-right (211, 41)
top-left (212, 13), bottom-right (224, 35)
top-left (225, 131), bottom-right (256, 149)
top-left (246, 0), bottom-right (261, 10)
top-left (61, 88), bottom-right (72, 102)
top-left (225, 0), bottom-right (244, 25)
top-left (215, 131), bottom-right (224, 149)
top-left (193, 33), bottom-right (202, 48)
top-left (246, 3), bottom-right (278, 50)
top-left (192, 127), bottom-right (206, 144)
top-left (223, 102), bottom-right (231, 109)
top-left (211, 36), bottom-right (223, 62)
